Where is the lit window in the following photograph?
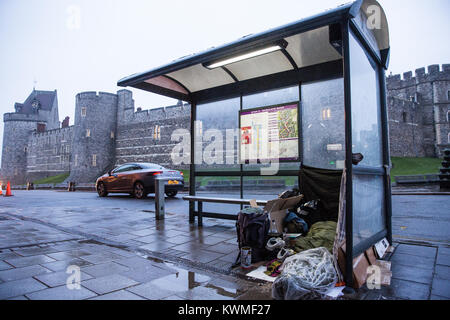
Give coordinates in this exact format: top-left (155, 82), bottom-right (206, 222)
top-left (111, 131), bottom-right (115, 139)
top-left (81, 107), bottom-right (87, 117)
top-left (86, 129), bottom-right (91, 137)
top-left (92, 154), bottom-right (97, 167)
top-left (153, 125), bottom-right (161, 140)
top-left (321, 108), bottom-right (331, 120)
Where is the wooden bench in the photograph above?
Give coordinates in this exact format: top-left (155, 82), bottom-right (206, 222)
top-left (183, 195), bottom-right (268, 226)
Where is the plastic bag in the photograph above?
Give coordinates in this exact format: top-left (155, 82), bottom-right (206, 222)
top-left (272, 247), bottom-right (338, 300)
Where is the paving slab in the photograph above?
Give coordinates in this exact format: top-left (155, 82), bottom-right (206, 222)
top-left (381, 278), bottom-right (430, 300)
top-left (81, 274), bottom-right (139, 295)
top-left (0, 265), bottom-right (52, 282)
top-left (434, 264), bottom-right (450, 280)
top-left (0, 261), bottom-right (13, 271)
top-left (394, 244), bottom-right (437, 258)
top-left (391, 263), bottom-right (434, 285)
top-left (34, 270), bottom-right (93, 288)
top-left (0, 277), bottom-right (48, 300)
top-left (126, 281), bottom-right (178, 300)
top-left (436, 252), bottom-right (450, 267)
top-left (5, 254), bottom-right (56, 268)
top-left (431, 278), bottom-right (450, 298)
top-left (41, 258), bottom-right (93, 272)
top-left (81, 262), bottom-right (130, 278)
top-left (89, 290), bottom-right (145, 300)
top-left (390, 252), bottom-right (435, 270)
top-left (26, 285), bottom-right (97, 300)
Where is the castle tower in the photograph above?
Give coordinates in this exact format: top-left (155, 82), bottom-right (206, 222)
top-left (68, 91), bottom-right (120, 183)
top-left (1, 89), bottom-right (59, 184)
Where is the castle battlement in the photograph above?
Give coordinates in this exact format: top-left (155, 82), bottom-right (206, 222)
top-left (76, 91), bottom-right (118, 101)
top-left (31, 125), bottom-right (74, 138)
top-left (129, 104), bottom-right (190, 124)
top-left (387, 64), bottom-right (450, 89)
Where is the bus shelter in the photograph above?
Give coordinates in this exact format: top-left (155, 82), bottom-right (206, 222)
top-left (118, 0), bottom-right (391, 289)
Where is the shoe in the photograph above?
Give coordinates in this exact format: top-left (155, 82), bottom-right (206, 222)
top-left (266, 237), bottom-right (285, 251)
top-left (277, 248), bottom-right (295, 260)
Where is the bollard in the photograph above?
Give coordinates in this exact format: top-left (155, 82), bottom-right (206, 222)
top-left (154, 177), bottom-right (166, 220)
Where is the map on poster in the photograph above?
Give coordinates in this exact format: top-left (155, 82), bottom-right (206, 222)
top-left (240, 103), bottom-right (299, 163)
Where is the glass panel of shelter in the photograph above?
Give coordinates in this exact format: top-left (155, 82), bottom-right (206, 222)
top-left (348, 28), bottom-right (386, 246)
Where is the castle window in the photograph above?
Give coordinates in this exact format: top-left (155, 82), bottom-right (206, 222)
top-left (81, 107), bottom-right (87, 117)
top-left (321, 108), bottom-right (331, 120)
top-left (111, 131), bottom-right (115, 139)
top-left (402, 112), bottom-right (407, 123)
top-left (66, 145), bottom-right (70, 153)
top-left (153, 125), bottom-right (161, 140)
top-left (92, 154), bottom-right (97, 167)
top-left (86, 129), bottom-right (91, 137)
top-left (74, 154), bottom-right (78, 167)
top-left (24, 146), bottom-right (28, 153)
top-left (447, 91), bottom-right (450, 101)
top-left (447, 110), bottom-right (450, 123)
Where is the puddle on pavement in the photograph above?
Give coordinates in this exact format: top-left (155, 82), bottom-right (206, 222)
top-left (77, 237), bottom-right (247, 299)
top-left (148, 262), bottom-right (245, 298)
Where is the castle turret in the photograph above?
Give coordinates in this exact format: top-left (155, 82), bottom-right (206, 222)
top-left (1, 89), bottom-right (59, 184)
top-left (68, 91), bottom-right (119, 183)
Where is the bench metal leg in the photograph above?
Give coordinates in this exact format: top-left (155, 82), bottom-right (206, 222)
top-left (198, 201), bottom-right (203, 227)
top-left (189, 201), bottom-right (195, 223)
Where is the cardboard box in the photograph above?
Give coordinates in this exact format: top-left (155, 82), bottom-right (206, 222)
top-left (338, 243), bottom-right (392, 288)
top-left (337, 243), bottom-right (370, 289)
top-left (375, 259), bottom-right (391, 271)
top-left (263, 195), bottom-right (303, 233)
top-left (365, 247), bottom-right (377, 265)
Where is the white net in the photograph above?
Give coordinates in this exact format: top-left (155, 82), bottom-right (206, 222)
top-left (272, 247), bottom-right (338, 300)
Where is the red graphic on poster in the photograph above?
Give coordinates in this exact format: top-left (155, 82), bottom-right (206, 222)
top-left (241, 126), bottom-right (252, 145)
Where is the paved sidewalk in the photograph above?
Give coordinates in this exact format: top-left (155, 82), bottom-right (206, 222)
top-left (0, 215), bottom-right (267, 300)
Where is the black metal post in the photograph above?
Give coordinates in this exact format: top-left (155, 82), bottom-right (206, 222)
top-left (342, 20), bottom-right (354, 290)
top-left (379, 67), bottom-right (393, 244)
top-left (189, 100), bottom-right (197, 223)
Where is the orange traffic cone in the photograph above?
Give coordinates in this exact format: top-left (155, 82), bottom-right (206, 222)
top-left (4, 181), bottom-right (13, 197)
top-left (0, 184), bottom-right (3, 196)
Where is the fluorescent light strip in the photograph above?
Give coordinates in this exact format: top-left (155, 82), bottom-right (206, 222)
top-left (205, 45), bottom-right (283, 69)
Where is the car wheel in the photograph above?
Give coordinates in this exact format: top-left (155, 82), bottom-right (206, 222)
top-left (165, 190), bottom-right (178, 198)
top-left (134, 182), bottom-right (147, 199)
top-left (97, 182), bottom-right (108, 197)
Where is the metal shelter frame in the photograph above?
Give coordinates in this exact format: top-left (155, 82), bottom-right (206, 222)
top-left (118, 0), bottom-right (392, 289)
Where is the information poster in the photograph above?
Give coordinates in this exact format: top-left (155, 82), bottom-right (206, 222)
top-left (240, 103), bottom-right (299, 163)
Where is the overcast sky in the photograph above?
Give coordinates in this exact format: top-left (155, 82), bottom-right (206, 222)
top-left (0, 0), bottom-right (449, 164)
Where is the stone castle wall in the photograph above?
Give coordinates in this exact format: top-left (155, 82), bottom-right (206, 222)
top-left (115, 104), bottom-right (191, 170)
top-left (387, 64), bottom-right (450, 157)
top-left (26, 126), bottom-right (74, 182)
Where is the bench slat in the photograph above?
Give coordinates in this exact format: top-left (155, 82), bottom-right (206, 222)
top-left (183, 196), bottom-right (268, 206)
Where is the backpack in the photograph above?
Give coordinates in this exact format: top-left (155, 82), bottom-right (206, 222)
top-left (235, 207), bottom-right (271, 265)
